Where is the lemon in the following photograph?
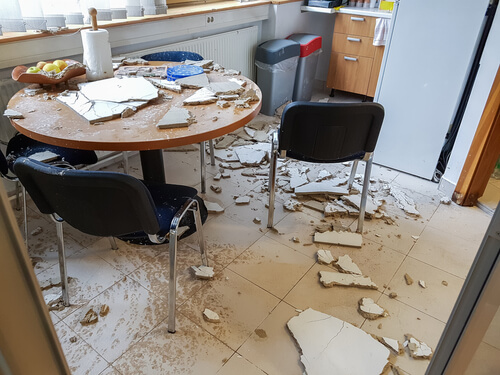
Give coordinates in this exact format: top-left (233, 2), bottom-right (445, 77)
top-left (26, 66), bottom-right (41, 73)
top-left (53, 59), bottom-right (68, 71)
top-left (43, 63), bottom-right (61, 73)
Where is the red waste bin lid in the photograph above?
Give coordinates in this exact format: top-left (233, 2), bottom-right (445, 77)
top-left (286, 34), bottom-right (322, 57)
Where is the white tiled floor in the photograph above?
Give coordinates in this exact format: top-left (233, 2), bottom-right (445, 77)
top-left (13, 89), bottom-right (499, 374)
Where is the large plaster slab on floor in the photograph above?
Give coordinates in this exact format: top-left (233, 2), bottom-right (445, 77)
top-left (295, 182), bottom-right (349, 196)
top-left (319, 271), bottom-right (378, 289)
top-left (314, 230), bottom-right (362, 248)
top-left (287, 308), bottom-right (390, 375)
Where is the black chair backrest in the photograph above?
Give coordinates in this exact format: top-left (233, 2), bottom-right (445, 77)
top-left (279, 102), bottom-right (385, 163)
top-left (13, 157), bottom-right (161, 237)
top-left (0, 149), bottom-right (8, 176)
top-left (141, 51), bottom-right (203, 62)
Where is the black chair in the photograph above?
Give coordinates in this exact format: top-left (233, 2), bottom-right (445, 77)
top-left (1, 133), bottom-right (98, 245)
top-left (267, 102), bottom-right (385, 233)
top-left (141, 50), bottom-right (215, 193)
top-left (14, 157), bottom-right (208, 333)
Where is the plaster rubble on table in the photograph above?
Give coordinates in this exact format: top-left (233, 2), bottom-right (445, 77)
top-left (319, 271), bottom-right (378, 289)
top-left (175, 73), bottom-right (210, 89)
top-left (147, 78), bottom-right (182, 93)
top-left (208, 81), bottom-right (244, 96)
top-left (156, 107), bottom-right (195, 129)
top-left (183, 87), bottom-right (218, 105)
top-left (3, 109), bottom-right (24, 118)
top-left (78, 77), bottom-right (158, 102)
top-left (287, 308), bottom-right (390, 375)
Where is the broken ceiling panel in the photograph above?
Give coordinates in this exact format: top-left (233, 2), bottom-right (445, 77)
top-left (78, 77), bottom-right (158, 102)
top-left (295, 182), bottom-right (349, 196)
top-left (156, 107), bottom-right (195, 129)
top-left (314, 230), bottom-right (363, 248)
top-left (287, 308), bottom-right (390, 375)
top-left (319, 271), bottom-right (378, 289)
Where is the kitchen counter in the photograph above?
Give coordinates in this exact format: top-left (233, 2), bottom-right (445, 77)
top-left (301, 4), bottom-right (392, 18)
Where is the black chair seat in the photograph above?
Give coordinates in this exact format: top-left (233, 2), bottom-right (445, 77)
top-left (118, 181), bottom-right (208, 244)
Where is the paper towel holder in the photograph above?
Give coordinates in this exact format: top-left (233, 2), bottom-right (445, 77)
top-left (89, 7), bottom-right (98, 31)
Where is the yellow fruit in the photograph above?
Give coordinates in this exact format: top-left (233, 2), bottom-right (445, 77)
top-left (36, 61), bottom-right (47, 70)
top-left (42, 63), bottom-right (61, 73)
top-left (53, 59), bottom-right (68, 71)
top-left (26, 66), bottom-right (41, 73)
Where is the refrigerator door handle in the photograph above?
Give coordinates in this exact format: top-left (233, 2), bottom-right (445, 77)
top-left (351, 17), bottom-right (365, 22)
top-left (344, 56), bottom-right (358, 61)
top-left (347, 37), bottom-right (361, 42)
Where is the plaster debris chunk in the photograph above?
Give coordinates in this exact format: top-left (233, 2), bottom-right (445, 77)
top-left (183, 87), bottom-right (217, 105)
top-left (315, 169), bottom-right (333, 181)
top-left (184, 59), bottom-right (213, 68)
top-left (295, 182), bottom-right (349, 196)
top-left (80, 308), bottom-right (99, 326)
top-left (234, 99), bottom-right (250, 108)
top-left (316, 250), bottom-right (336, 265)
top-left (156, 107), bottom-right (195, 129)
top-left (233, 143), bottom-right (268, 166)
top-left (391, 365), bottom-right (405, 375)
top-left (442, 280), bottom-right (448, 286)
top-left (440, 196), bottom-right (452, 205)
top-left (218, 94), bottom-right (239, 101)
top-left (214, 173), bottom-right (221, 180)
top-left (341, 195), bottom-right (382, 218)
top-left (175, 73), bottom-right (209, 89)
top-left (147, 79), bottom-right (182, 93)
top-left (374, 336), bottom-right (404, 355)
top-left (217, 100), bottom-right (230, 108)
top-left (404, 273), bottom-right (414, 285)
top-left (208, 81), bottom-right (244, 96)
top-left (210, 185), bottom-right (222, 194)
top-left (388, 292), bottom-right (398, 299)
top-left (314, 230), bottom-right (363, 248)
top-left (319, 271), bottom-right (378, 289)
top-left (418, 280), bottom-right (427, 289)
top-left (253, 217), bottom-right (261, 224)
top-left (334, 254), bottom-right (362, 275)
top-left (303, 200), bottom-right (325, 212)
top-left (28, 152), bottom-right (58, 163)
top-left (358, 297), bottom-right (388, 320)
top-left (235, 196), bottom-right (250, 205)
top-left (283, 199), bottom-right (302, 212)
top-left (214, 135), bottom-right (237, 149)
top-left (324, 201), bottom-right (348, 217)
top-left (389, 186), bottom-right (420, 216)
top-left (4, 109), bottom-right (24, 119)
top-left (191, 265), bottom-right (214, 280)
top-left (287, 308), bottom-right (390, 375)
top-left (203, 308), bottom-right (220, 323)
top-left (240, 89), bottom-right (260, 102)
top-left (404, 334), bottom-right (433, 359)
top-left (99, 304), bottom-right (110, 317)
top-left (205, 201), bottom-right (224, 213)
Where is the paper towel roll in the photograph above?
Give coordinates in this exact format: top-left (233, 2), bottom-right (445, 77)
top-left (81, 29), bottom-right (114, 81)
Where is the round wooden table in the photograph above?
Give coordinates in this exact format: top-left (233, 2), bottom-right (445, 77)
top-left (7, 64), bottom-right (262, 183)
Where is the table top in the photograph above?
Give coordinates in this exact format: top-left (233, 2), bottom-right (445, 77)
top-left (7, 63), bottom-right (262, 152)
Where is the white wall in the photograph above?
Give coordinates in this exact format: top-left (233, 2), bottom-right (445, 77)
top-left (439, 11), bottom-right (500, 197)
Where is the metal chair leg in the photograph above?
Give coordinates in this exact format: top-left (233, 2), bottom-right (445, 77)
top-left (22, 186), bottom-right (28, 249)
top-left (108, 237), bottom-right (118, 250)
top-left (209, 139), bottom-right (215, 166)
top-left (348, 160), bottom-right (359, 190)
top-left (122, 151), bottom-right (129, 174)
top-left (199, 141), bottom-right (206, 194)
top-left (192, 201), bottom-right (208, 266)
top-left (357, 157), bottom-right (373, 233)
top-left (267, 131), bottom-right (279, 228)
top-left (52, 216), bottom-right (69, 306)
top-left (167, 224), bottom-right (179, 333)
top-left (15, 181), bottom-right (21, 210)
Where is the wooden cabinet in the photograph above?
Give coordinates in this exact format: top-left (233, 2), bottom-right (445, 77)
top-left (327, 13), bottom-right (385, 97)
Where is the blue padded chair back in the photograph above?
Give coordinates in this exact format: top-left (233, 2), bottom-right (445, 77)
top-left (14, 157), bottom-right (161, 237)
top-left (0, 149), bottom-right (8, 176)
top-left (6, 133), bottom-right (98, 168)
top-left (141, 51), bottom-right (203, 62)
top-left (279, 102), bottom-right (385, 163)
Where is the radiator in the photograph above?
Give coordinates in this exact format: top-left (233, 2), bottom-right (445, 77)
top-left (0, 79), bottom-right (25, 144)
top-left (122, 26), bottom-right (259, 80)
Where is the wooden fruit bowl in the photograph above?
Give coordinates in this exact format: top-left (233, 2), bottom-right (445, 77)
top-left (11, 59), bottom-right (86, 84)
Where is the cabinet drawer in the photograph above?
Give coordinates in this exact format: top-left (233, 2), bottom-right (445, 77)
top-left (327, 52), bottom-right (373, 95)
top-left (332, 32), bottom-right (375, 58)
top-left (334, 13), bottom-right (376, 37)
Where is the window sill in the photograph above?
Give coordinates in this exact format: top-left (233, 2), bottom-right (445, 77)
top-left (0, 0), bottom-right (271, 44)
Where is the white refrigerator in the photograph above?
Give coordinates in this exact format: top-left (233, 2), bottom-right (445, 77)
top-left (373, 0), bottom-right (491, 180)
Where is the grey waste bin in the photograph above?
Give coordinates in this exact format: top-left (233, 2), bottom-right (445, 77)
top-left (287, 34), bottom-right (322, 101)
top-left (255, 39), bottom-right (300, 116)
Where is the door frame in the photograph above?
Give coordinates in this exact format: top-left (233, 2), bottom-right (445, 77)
top-left (453, 66), bottom-right (500, 206)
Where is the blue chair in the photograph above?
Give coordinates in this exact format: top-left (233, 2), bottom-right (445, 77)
top-left (14, 157), bottom-right (208, 333)
top-left (1, 133), bottom-right (98, 246)
top-left (141, 50), bottom-right (215, 193)
top-left (267, 102), bottom-right (385, 233)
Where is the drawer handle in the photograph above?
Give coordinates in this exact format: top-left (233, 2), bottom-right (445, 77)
top-left (344, 56), bottom-right (358, 62)
top-left (347, 37), bottom-right (361, 42)
top-left (351, 17), bottom-right (365, 22)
